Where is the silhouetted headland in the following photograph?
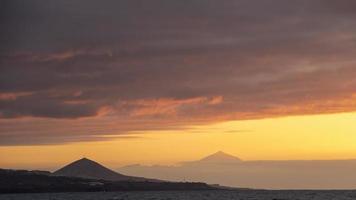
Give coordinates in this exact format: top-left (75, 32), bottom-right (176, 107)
top-left (0, 158), bottom-right (214, 193)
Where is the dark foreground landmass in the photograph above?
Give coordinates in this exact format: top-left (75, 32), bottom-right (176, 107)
top-left (1, 190), bottom-right (356, 200)
top-left (0, 169), bottom-right (213, 193)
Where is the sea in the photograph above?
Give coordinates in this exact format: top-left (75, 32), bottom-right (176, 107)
top-left (1, 190), bottom-right (356, 200)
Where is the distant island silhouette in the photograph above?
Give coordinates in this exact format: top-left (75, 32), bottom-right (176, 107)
top-left (0, 158), bottom-right (214, 193)
top-left (120, 151), bottom-right (356, 190)
top-left (3, 152), bottom-right (356, 192)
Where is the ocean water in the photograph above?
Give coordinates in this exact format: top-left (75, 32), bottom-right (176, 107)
top-left (1, 190), bottom-right (356, 200)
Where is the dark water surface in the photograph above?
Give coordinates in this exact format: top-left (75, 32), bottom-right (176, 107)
top-left (1, 190), bottom-right (356, 200)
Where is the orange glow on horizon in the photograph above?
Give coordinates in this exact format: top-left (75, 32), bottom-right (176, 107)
top-left (0, 112), bottom-right (356, 171)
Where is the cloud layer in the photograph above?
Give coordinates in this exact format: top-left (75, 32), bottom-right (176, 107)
top-left (1, 0), bottom-right (356, 145)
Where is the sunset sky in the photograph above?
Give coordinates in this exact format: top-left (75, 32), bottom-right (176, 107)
top-left (1, 0), bottom-right (356, 170)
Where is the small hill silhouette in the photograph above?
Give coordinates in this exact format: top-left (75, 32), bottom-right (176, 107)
top-left (53, 157), bottom-right (150, 181)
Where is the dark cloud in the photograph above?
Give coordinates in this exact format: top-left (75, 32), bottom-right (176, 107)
top-left (1, 0), bottom-right (356, 145)
top-left (0, 92), bottom-right (100, 118)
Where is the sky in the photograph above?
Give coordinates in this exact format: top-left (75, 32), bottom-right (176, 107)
top-left (1, 0), bottom-right (356, 170)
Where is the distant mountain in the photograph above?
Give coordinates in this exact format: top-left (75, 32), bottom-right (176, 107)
top-left (119, 151), bottom-right (356, 189)
top-left (53, 157), bottom-right (153, 182)
top-left (197, 151), bottom-right (242, 163)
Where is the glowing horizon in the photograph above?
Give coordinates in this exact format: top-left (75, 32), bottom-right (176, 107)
top-left (1, 111), bottom-right (356, 170)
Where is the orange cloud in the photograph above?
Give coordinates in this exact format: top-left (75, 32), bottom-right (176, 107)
top-left (208, 96), bottom-right (224, 105)
top-left (230, 93), bottom-right (356, 121)
top-left (121, 96), bottom-right (223, 117)
top-left (8, 49), bottom-right (113, 63)
top-left (0, 92), bottom-right (33, 101)
top-left (38, 49), bottom-right (113, 62)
